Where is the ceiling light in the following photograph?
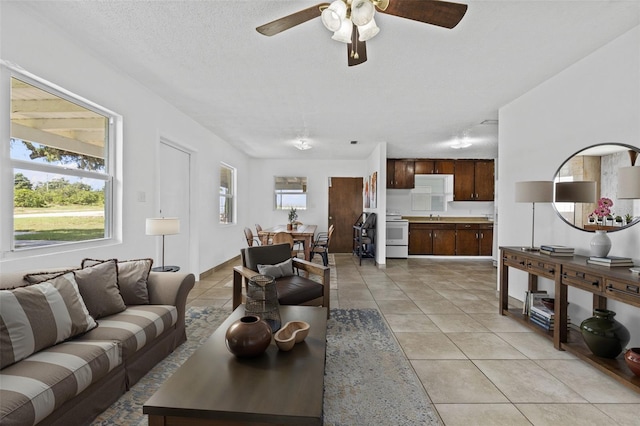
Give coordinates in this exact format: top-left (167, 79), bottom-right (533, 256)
top-left (295, 140), bottom-right (312, 150)
top-left (450, 138), bottom-right (472, 149)
top-left (321, 0), bottom-right (385, 43)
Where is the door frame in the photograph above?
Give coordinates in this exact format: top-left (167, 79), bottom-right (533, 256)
top-left (157, 136), bottom-right (198, 276)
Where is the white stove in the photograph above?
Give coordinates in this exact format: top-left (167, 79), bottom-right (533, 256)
top-left (386, 213), bottom-right (409, 258)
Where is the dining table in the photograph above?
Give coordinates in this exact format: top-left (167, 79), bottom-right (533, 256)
top-left (258, 224), bottom-right (317, 261)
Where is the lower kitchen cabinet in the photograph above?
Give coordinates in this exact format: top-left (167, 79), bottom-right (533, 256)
top-left (409, 222), bottom-right (493, 256)
top-left (409, 223), bottom-right (456, 255)
top-left (455, 224), bottom-right (493, 256)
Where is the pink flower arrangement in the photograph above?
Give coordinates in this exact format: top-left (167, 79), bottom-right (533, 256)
top-left (592, 197), bottom-right (614, 218)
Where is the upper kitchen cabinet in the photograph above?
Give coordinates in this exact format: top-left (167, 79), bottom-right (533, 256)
top-left (387, 160), bottom-right (415, 189)
top-left (453, 159), bottom-right (495, 201)
top-left (414, 160), bottom-right (455, 175)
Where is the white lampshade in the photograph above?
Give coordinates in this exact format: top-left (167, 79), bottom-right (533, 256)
top-left (321, 0), bottom-right (347, 32)
top-left (618, 166), bottom-right (640, 199)
top-left (331, 18), bottom-right (353, 43)
top-left (555, 181), bottom-right (597, 203)
top-left (357, 17), bottom-right (379, 41)
top-left (146, 218), bottom-right (180, 236)
top-left (515, 181), bottom-right (554, 203)
top-left (351, 0), bottom-right (375, 26)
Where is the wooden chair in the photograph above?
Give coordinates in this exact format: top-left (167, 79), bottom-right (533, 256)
top-left (244, 227), bottom-right (261, 246)
top-left (310, 224), bottom-right (334, 266)
top-left (255, 224), bottom-right (271, 245)
top-left (233, 243), bottom-right (330, 318)
top-left (271, 232), bottom-right (297, 257)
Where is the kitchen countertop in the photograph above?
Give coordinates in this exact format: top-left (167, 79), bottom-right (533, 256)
top-left (402, 216), bottom-right (494, 224)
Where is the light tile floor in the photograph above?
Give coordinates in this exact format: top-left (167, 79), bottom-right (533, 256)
top-left (190, 254), bottom-right (640, 426)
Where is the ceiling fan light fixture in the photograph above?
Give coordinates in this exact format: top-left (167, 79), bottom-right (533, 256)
top-left (295, 140), bottom-right (312, 150)
top-left (321, 0), bottom-right (347, 32)
top-left (351, 0), bottom-right (375, 26)
top-left (357, 17), bottom-right (379, 41)
top-left (331, 18), bottom-right (353, 43)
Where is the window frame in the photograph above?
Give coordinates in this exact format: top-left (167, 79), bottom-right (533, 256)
top-left (219, 162), bottom-right (236, 225)
top-left (1, 62), bottom-right (121, 255)
top-left (274, 176), bottom-right (307, 210)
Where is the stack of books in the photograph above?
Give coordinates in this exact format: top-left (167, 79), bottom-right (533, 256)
top-left (587, 256), bottom-right (635, 267)
top-left (539, 245), bottom-right (575, 257)
top-left (525, 292), bottom-right (571, 331)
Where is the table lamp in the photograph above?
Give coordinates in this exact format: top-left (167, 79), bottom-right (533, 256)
top-left (555, 181), bottom-right (597, 225)
top-left (515, 181), bottom-right (554, 251)
top-left (146, 217), bottom-right (180, 272)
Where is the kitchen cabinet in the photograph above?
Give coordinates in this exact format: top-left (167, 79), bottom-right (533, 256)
top-left (414, 160), bottom-right (455, 175)
top-left (453, 159), bottom-right (494, 201)
top-left (387, 160), bottom-right (415, 189)
top-left (408, 223), bottom-right (456, 255)
top-left (455, 223), bottom-right (493, 255)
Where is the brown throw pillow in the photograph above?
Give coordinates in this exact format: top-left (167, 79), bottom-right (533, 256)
top-left (74, 259), bottom-right (126, 319)
top-left (82, 258), bottom-right (152, 305)
top-left (24, 267), bottom-right (78, 284)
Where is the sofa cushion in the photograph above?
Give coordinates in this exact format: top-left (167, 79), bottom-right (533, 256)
top-left (0, 273), bottom-right (98, 369)
top-left (74, 260), bottom-right (126, 319)
top-left (82, 258), bottom-right (153, 305)
top-left (0, 340), bottom-right (120, 426)
top-left (257, 258), bottom-right (294, 279)
top-left (77, 305), bottom-right (178, 360)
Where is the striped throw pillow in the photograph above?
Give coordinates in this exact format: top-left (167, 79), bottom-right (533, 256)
top-left (0, 272), bottom-right (97, 369)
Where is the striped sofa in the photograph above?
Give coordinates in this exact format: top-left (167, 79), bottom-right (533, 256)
top-left (0, 267), bottom-right (194, 426)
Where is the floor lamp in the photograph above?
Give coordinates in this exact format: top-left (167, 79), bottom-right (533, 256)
top-left (555, 181), bottom-right (597, 225)
top-left (515, 181), bottom-right (554, 251)
top-left (146, 217), bottom-right (181, 272)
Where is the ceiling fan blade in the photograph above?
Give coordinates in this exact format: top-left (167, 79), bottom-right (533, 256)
top-left (379, 0), bottom-right (468, 29)
top-left (256, 3), bottom-right (330, 36)
top-left (348, 25), bottom-right (368, 66)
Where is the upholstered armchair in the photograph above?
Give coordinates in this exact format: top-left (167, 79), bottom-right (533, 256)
top-left (233, 243), bottom-right (330, 318)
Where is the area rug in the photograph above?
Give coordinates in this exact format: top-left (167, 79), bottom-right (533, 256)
top-left (92, 306), bottom-right (440, 426)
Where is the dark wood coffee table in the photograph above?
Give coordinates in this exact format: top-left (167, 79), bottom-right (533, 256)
top-left (143, 305), bottom-right (328, 425)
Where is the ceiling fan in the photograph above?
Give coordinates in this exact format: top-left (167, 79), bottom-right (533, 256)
top-left (256, 0), bottom-right (468, 67)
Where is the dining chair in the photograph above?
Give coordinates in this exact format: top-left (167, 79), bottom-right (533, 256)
top-left (255, 224), bottom-right (271, 245)
top-left (310, 224), bottom-right (334, 266)
top-left (244, 227), bottom-right (261, 246)
top-left (271, 232), bottom-right (297, 257)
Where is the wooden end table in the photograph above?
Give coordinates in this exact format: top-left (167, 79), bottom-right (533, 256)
top-left (143, 305), bottom-right (328, 425)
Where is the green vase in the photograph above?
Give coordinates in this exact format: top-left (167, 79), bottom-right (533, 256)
top-left (580, 309), bottom-right (630, 359)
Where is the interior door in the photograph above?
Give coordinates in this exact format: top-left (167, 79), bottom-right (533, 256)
top-left (159, 141), bottom-right (190, 271)
top-left (328, 177), bottom-right (363, 253)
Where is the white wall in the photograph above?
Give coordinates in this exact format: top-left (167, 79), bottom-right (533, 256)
top-left (0, 2), bottom-right (249, 275)
top-left (499, 26), bottom-right (640, 345)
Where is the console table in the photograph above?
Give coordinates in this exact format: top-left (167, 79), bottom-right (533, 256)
top-left (499, 246), bottom-right (640, 392)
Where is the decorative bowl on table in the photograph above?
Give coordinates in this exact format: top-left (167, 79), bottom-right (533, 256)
top-left (624, 348), bottom-right (640, 377)
top-left (274, 321), bottom-right (310, 351)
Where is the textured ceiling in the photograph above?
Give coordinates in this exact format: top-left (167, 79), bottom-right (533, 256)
top-left (14, 0), bottom-right (640, 160)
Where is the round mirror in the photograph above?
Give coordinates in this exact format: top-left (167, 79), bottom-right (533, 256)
top-left (553, 143), bottom-right (640, 232)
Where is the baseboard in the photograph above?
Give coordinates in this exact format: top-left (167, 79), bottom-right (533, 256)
top-left (199, 255), bottom-right (240, 280)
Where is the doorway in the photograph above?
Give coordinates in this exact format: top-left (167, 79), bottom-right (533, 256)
top-left (158, 140), bottom-right (191, 272)
top-left (328, 177), bottom-right (363, 253)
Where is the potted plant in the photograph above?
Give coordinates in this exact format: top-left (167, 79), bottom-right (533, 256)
top-left (615, 215), bottom-right (623, 226)
top-left (625, 213), bottom-right (634, 225)
top-left (287, 207), bottom-right (298, 231)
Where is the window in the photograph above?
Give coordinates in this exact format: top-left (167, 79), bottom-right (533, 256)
top-left (274, 177), bottom-right (307, 210)
top-left (220, 163), bottom-right (235, 224)
top-left (5, 69), bottom-right (118, 251)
